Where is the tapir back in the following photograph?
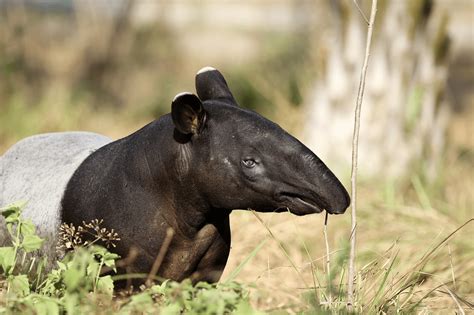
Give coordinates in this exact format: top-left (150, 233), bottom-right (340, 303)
top-left (0, 132), bottom-right (111, 262)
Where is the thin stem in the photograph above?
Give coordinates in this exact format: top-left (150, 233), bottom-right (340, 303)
top-left (448, 244), bottom-right (456, 291)
top-left (347, 0), bottom-right (378, 310)
top-left (252, 210), bottom-right (309, 287)
top-left (323, 212), bottom-right (332, 307)
top-left (146, 227), bottom-right (174, 287)
top-left (353, 0), bottom-right (370, 25)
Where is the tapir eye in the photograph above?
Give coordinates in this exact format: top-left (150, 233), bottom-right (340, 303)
top-left (242, 159), bottom-right (256, 168)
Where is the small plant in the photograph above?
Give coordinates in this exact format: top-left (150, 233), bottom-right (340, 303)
top-left (38, 245), bottom-right (118, 297)
top-left (0, 202), bottom-right (44, 296)
top-left (0, 203), bottom-right (261, 314)
top-left (57, 219), bottom-right (120, 252)
top-left (119, 280), bottom-right (261, 315)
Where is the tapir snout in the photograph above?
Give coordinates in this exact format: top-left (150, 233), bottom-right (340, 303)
top-left (271, 141), bottom-right (350, 216)
top-left (303, 150), bottom-right (350, 215)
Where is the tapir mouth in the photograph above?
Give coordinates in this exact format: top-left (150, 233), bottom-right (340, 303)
top-left (277, 192), bottom-right (326, 216)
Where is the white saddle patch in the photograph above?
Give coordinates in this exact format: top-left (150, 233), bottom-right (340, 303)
top-left (0, 132), bottom-right (112, 264)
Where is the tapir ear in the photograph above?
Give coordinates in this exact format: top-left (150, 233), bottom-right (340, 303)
top-left (171, 92), bottom-right (206, 135)
top-left (195, 66), bottom-right (237, 105)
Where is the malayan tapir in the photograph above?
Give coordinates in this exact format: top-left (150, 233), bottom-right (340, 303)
top-left (0, 67), bottom-right (350, 283)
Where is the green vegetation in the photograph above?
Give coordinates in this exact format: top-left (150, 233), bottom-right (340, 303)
top-left (0, 204), bottom-right (260, 314)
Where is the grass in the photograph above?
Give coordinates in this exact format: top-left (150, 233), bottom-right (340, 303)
top-left (224, 183), bottom-right (473, 313)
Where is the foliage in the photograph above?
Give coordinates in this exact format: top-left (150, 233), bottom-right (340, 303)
top-left (0, 202), bottom-right (43, 290)
top-left (0, 204), bottom-right (259, 314)
top-left (119, 280), bottom-right (262, 315)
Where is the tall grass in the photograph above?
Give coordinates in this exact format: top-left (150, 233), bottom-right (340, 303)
top-left (228, 187), bottom-right (472, 313)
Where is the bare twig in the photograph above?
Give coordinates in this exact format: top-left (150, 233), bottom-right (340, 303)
top-left (352, 0), bottom-right (370, 25)
top-left (347, 0), bottom-right (378, 310)
top-left (145, 227), bottom-right (175, 287)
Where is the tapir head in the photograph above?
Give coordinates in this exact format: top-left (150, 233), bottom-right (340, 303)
top-left (170, 67), bottom-right (350, 215)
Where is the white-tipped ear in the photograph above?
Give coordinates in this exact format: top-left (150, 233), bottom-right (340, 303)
top-left (195, 67), bottom-right (236, 104)
top-left (171, 93), bottom-right (206, 135)
top-left (173, 92), bottom-right (194, 102)
top-left (197, 66), bottom-right (216, 75)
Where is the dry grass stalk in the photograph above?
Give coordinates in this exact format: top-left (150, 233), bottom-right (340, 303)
top-left (251, 210), bottom-right (309, 288)
top-left (347, 0), bottom-right (378, 309)
top-left (145, 227), bottom-right (175, 287)
top-left (323, 212), bottom-right (332, 306)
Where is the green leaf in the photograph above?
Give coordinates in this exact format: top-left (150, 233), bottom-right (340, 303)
top-left (160, 304), bottom-right (181, 315)
top-left (129, 292), bottom-right (153, 305)
top-left (97, 275), bottom-right (114, 296)
top-left (21, 234), bottom-right (44, 252)
top-left (9, 274), bottom-right (30, 296)
top-left (120, 292), bottom-right (154, 313)
top-left (63, 265), bottom-right (84, 291)
top-left (224, 239), bottom-right (266, 283)
top-left (0, 246), bottom-right (15, 273)
top-left (102, 252), bottom-right (120, 269)
top-left (26, 295), bottom-right (60, 315)
top-left (234, 300), bottom-right (265, 315)
top-left (19, 220), bottom-right (36, 237)
top-left (86, 261), bottom-right (101, 279)
top-left (1, 204), bottom-right (19, 217)
top-left (63, 292), bottom-right (79, 314)
top-left (1, 201), bottom-right (26, 222)
top-left (90, 245), bottom-right (120, 271)
top-left (150, 279), bottom-right (171, 295)
top-left (2, 208), bottom-right (20, 224)
top-left (56, 261), bottom-right (67, 271)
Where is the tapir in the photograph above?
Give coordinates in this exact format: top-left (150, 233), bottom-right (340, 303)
top-left (0, 67), bottom-right (350, 283)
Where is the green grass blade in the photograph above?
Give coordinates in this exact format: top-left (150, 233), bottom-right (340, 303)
top-left (224, 239), bottom-right (267, 283)
top-left (369, 250), bottom-right (399, 311)
top-left (411, 175), bottom-right (432, 209)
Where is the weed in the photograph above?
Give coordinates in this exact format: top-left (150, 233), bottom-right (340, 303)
top-left (0, 203), bottom-right (260, 314)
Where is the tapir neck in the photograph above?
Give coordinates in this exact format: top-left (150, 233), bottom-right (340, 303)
top-left (138, 118), bottom-right (219, 238)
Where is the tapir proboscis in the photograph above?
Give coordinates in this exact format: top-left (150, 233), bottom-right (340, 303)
top-left (0, 67), bottom-right (350, 284)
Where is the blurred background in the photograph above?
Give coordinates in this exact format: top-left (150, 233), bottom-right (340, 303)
top-left (0, 0), bottom-right (472, 312)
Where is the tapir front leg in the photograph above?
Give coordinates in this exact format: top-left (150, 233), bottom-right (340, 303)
top-left (157, 216), bottom-right (231, 283)
top-left (190, 220), bottom-right (231, 283)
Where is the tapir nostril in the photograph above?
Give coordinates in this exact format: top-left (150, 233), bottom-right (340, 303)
top-left (329, 190), bottom-right (351, 214)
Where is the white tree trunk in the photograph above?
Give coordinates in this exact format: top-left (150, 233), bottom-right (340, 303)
top-left (303, 1), bottom-right (450, 180)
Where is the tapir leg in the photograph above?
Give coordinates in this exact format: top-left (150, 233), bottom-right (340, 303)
top-left (189, 217), bottom-right (231, 283)
top-left (151, 216), bottom-right (231, 283)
